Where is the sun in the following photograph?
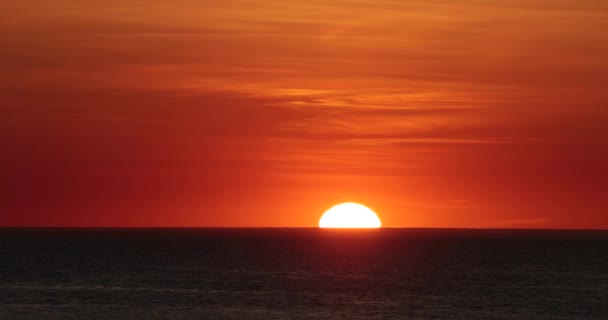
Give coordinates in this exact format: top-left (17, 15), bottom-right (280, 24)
top-left (319, 202), bottom-right (382, 228)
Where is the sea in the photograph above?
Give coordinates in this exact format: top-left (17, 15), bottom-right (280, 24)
top-left (1, 228), bottom-right (607, 319)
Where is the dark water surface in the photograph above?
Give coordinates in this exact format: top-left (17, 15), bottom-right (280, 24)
top-left (1, 228), bottom-right (607, 319)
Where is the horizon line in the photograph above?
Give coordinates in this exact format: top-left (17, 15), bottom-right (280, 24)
top-left (1, 226), bottom-right (607, 231)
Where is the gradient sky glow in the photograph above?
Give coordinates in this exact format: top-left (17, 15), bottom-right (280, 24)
top-left (2, 0), bottom-right (608, 228)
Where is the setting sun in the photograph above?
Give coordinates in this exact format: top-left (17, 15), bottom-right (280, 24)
top-left (319, 203), bottom-right (382, 228)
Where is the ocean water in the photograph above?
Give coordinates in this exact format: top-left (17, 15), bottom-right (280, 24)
top-left (0, 228), bottom-right (606, 320)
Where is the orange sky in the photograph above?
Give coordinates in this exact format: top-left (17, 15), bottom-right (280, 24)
top-left (2, 0), bottom-right (608, 228)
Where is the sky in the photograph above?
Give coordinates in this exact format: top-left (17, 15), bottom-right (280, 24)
top-left (2, 0), bottom-right (607, 228)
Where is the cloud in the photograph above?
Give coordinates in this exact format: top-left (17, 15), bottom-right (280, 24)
top-left (2, 0), bottom-right (608, 227)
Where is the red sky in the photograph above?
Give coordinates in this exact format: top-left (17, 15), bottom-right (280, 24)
top-left (2, 0), bottom-right (608, 228)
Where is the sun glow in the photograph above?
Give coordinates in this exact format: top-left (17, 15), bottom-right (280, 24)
top-left (319, 203), bottom-right (382, 228)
